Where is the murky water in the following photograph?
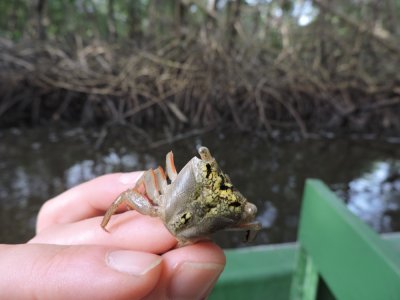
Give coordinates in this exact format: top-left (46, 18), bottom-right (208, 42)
top-left (0, 127), bottom-right (399, 248)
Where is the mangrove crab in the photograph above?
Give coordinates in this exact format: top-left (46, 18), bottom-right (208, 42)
top-left (101, 146), bottom-right (261, 246)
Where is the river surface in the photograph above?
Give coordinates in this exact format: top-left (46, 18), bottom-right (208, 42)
top-left (1, 127), bottom-right (399, 248)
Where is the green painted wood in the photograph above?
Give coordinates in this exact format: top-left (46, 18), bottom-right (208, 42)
top-left (384, 232), bottom-right (400, 250)
top-left (209, 234), bottom-right (400, 300)
top-left (302, 251), bottom-right (319, 300)
top-left (210, 244), bottom-right (296, 300)
top-left (290, 247), bottom-right (319, 300)
top-left (297, 179), bottom-right (400, 300)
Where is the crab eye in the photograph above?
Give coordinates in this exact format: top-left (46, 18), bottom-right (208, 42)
top-left (244, 203), bottom-right (257, 216)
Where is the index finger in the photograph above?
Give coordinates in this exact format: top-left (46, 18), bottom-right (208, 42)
top-left (36, 172), bottom-right (143, 233)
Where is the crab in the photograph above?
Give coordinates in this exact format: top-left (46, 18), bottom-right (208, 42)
top-left (101, 146), bottom-right (261, 246)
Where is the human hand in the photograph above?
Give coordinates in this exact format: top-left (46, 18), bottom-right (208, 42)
top-left (0, 172), bottom-right (225, 299)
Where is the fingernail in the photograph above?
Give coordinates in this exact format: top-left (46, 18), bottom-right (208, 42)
top-left (168, 262), bottom-right (224, 300)
top-left (106, 250), bottom-right (162, 276)
top-left (119, 172), bottom-right (143, 185)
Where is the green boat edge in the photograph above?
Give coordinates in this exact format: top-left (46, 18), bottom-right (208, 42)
top-left (210, 233), bottom-right (400, 300)
top-left (210, 179), bottom-right (400, 299)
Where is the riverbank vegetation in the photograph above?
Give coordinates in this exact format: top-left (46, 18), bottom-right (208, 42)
top-left (1, 0), bottom-right (400, 138)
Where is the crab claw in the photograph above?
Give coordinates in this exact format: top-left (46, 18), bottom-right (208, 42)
top-left (198, 146), bottom-right (213, 162)
top-left (243, 221), bottom-right (262, 242)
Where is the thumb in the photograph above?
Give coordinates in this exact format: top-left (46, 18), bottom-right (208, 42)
top-left (0, 244), bottom-right (162, 300)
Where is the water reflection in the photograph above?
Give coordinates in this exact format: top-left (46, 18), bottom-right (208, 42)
top-left (344, 161), bottom-right (400, 233)
top-left (0, 128), bottom-right (399, 248)
top-left (258, 202), bottom-right (278, 228)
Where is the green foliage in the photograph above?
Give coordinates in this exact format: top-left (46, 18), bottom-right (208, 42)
top-left (0, 0), bottom-right (29, 40)
top-left (0, 0), bottom-right (399, 48)
top-left (0, 0), bottom-right (315, 44)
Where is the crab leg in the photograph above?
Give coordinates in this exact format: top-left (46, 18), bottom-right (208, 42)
top-left (224, 221), bottom-right (262, 242)
top-left (243, 221), bottom-right (262, 242)
top-left (154, 166), bottom-right (167, 194)
top-left (144, 170), bottom-right (160, 203)
top-left (101, 188), bottom-right (159, 231)
top-left (166, 151), bottom-right (178, 181)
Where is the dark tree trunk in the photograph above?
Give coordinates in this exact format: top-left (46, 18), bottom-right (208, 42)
top-left (175, 0), bottom-right (187, 38)
top-left (128, 1), bottom-right (142, 41)
top-left (107, 0), bottom-right (117, 41)
top-left (206, 0), bottom-right (219, 32)
top-left (226, 0), bottom-right (242, 49)
top-left (36, 0), bottom-right (47, 40)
